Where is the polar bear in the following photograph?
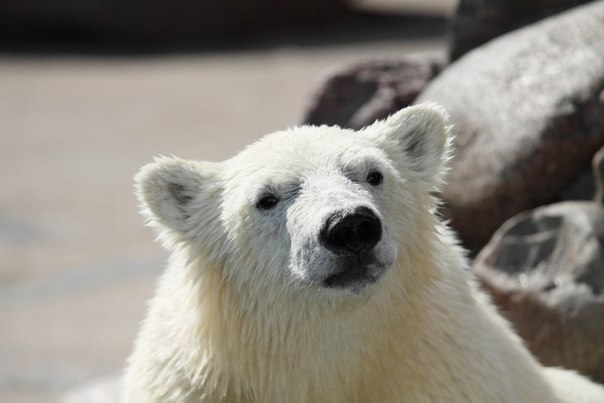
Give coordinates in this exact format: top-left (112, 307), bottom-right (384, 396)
top-left (122, 104), bottom-right (604, 402)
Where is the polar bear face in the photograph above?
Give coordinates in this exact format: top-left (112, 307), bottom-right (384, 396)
top-left (222, 129), bottom-right (398, 294)
top-left (136, 104), bottom-right (450, 297)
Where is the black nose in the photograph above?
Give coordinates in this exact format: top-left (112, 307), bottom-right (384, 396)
top-left (321, 207), bottom-right (382, 254)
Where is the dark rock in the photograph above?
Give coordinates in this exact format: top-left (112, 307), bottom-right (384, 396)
top-left (472, 201), bottom-right (604, 383)
top-left (558, 145), bottom-right (604, 202)
top-left (557, 167), bottom-right (595, 202)
top-left (301, 52), bottom-right (445, 130)
top-left (0, 0), bottom-right (348, 42)
top-left (593, 146), bottom-right (604, 202)
top-left (417, 1), bottom-right (604, 251)
top-left (448, 0), bottom-right (594, 61)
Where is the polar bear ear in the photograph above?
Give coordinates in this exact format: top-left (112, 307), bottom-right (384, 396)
top-left (135, 156), bottom-right (222, 239)
top-left (369, 102), bottom-right (453, 177)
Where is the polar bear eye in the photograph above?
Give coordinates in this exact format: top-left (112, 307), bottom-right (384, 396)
top-left (256, 194), bottom-right (280, 210)
top-left (366, 171), bottom-right (383, 186)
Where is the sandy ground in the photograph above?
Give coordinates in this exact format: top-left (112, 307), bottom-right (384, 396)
top-left (0, 1), bottom-right (455, 401)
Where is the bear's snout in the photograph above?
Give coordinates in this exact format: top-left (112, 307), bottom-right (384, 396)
top-left (316, 207), bottom-right (390, 290)
top-left (320, 206), bottom-right (382, 255)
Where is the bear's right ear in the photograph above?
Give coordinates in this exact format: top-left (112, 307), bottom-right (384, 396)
top-left (366, 103), bottom-right (453, 180)
top-left (135, 157), bottom-right (222, 239)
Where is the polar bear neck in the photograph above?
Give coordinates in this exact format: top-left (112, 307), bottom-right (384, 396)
top-left (178, 260), bottom-right (434, 401)
top-left (144, 216), bottom-right (552, 403)
top-left (162, 226), bottom-right (422, 402)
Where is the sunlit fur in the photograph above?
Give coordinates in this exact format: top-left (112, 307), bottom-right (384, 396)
top-left (122, 104), bottom-right (604, 402)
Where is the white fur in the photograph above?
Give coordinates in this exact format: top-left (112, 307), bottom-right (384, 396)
top-left (122, 103), bottom-right (604, 402)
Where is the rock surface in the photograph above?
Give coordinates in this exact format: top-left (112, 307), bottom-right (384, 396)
top-left (301, 52), bottom-right (445, 129)
top-left (558, 144), bottom-right (604, 201)
top-left (473, 202), bottom-right (604, 384)
top-left (448, 0), bottom-right (593, 61)
top-left (417, 1), bottom-right (604, 251)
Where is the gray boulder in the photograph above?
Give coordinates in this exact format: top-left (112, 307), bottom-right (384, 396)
top-left (417, 1), bottom-right (604, 251)
top-left (473, 201), bottom-right (604, 383)
top-left (301, 52), bottom-right (445, 130)
top-left (448, 0), bottom-right (594, 61)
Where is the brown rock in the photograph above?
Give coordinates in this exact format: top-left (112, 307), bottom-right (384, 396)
top-left (473, 202), bottom-right (604, 383)
top-left (448, 0), bottom-right (593, 61)
top-left (301, 52), bottom-right (445, 130)
top-left (417, 1), bottom-right (604, 251)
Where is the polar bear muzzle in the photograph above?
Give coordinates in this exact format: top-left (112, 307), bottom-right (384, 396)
top-left (320, 206), bottom-right (382, 255)
top-left (319, 206), bottom-right (386, 289)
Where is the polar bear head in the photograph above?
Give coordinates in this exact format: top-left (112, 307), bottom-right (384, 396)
top-left (136, 104), bottom-right (451, 297)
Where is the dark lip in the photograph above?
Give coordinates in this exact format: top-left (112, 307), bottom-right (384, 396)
top-left (322, 268), bottom-right (380, 289)
top-left (322, 257), bottom-right (386, 290)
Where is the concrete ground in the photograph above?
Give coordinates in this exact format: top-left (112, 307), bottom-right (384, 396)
top-left (0, 1), bottom-right (455, 401)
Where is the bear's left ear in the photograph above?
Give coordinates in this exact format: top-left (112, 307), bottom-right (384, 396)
top-left (135, 156), bottom-right (222, 242)
top-left (368, 102), bottom-right (453, 178)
